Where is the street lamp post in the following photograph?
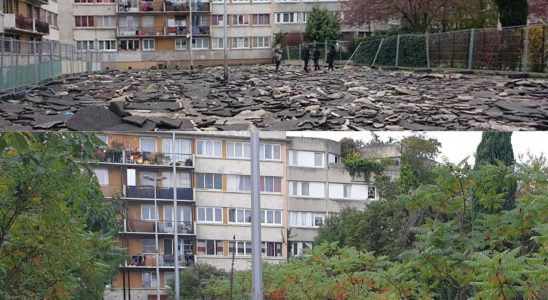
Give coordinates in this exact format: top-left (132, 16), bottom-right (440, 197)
top-left (223, 0), bottom-right (228, 81)
top-left (189, 0), bottom-right (194, 71)
top-left (143, 175), bottom-right (167, 300)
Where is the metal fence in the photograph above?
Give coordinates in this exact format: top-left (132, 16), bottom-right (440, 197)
top-left (349, 24), bottom-right (548, 73)
top-left (0, 37), bottom-right (93, 92)
top-left (282, 40), bottom-right (352, 62)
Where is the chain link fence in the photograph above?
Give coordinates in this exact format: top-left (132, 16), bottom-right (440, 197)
top-left (349, 24), bottom-right (547, 73)
top-left (281, 40), bottom-right (352, 62)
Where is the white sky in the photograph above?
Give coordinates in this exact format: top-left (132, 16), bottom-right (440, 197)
top-left (287, 132), bottom-right (548, 165)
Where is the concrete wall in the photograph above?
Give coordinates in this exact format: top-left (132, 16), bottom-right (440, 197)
top-left (41, 0), bottom-right (59, 41)
top-left (57, 0), bottom-right (74, 44)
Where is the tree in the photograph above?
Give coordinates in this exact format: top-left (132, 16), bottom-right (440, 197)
top-left (0, 132), bottom-right (125, 299)
top-left (339, 137), bottom-right (363, 160)
top-left (304, 6), bottom-right (341, 42)
top-left (342, 0), bottom-right (456, 33)
top-left (529, 0), bottom-right (548, 22)
top-left (398, 135), bottom-right (441, 193)
top-left (169, 263), bottom-right (227, 300)
top-left (494, 0), bottom-right (529, 26)
top-left (474, 132), bottom-right (516, 210)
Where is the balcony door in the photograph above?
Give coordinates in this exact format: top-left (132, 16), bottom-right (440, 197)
top-left (162, 138), bottom-right (192, 164)
top-left (164, 206), bottom-right (192, 233)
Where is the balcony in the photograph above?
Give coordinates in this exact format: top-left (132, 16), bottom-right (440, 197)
top-left (117, 0), bottom-right (210, 13)
top-left (92, 149), bottom-right (194, 168)
top-left (125, 185), bottom-right (194, 201)
top-left (128, 253), bottom-right (195, 268)
top-left (118, 26), bottom-right (188, 37)
top-left (3, 14), bottom-right (50, 35)
top-left (123, 219), bottom-right (195, 234)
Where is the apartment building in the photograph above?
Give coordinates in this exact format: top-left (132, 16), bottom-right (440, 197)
top-left (286, 137), bottom-right (383, 255)
top-left (93, 132), bottom-right (288, 300)
top-left (91, 133), bottom-right (401, 299)
top-left (1, 0), bottom-right (59, 45)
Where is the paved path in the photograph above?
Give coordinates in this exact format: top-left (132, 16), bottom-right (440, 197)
top-left (0, 65), bottom-right (546, 131)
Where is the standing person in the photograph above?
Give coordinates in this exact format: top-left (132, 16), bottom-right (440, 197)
top-left (301, 44), bottom-right (311, 73)
top-left (327, 44), bottom-right (336, 71)
top-left (313, 45), bottom-right (321, 71)
top-left (273, 45), bottom-right (283, 72)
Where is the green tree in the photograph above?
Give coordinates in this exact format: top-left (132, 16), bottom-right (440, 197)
top-left (474, 132), bottom-right (516, 210)
top-left (304, 6), bottom-right (341, 43)
top-left (339, 137), bottom-right (362, 159)
top-left (169, 263), bottom-right (228, 300)
top-left (398, 136), bottom-right (441, 194)
top-left (0, 132), bottom-right (125, 299)
top-left (494, 0), bottom-right (529, 26)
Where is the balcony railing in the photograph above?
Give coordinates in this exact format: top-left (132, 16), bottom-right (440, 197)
top-left (6, 15), bottom-right (50, 35)
top-left (118, 26), bottom-right (188, 37)
top-left (123, 219), bottom-right (195, 234)
top-left (93, 149), bottom-right (194, 168)
top-left (117, 0), bottom-right (210, 13)
top-left (125, 185), bottom-right (193, 201)
top-left (128, 253), bottom-right (195, 267)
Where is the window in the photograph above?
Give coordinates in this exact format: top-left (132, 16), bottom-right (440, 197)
top-left (99, 40), bottom-right (116, 51)
top-left (261, 242), bottom-right (282, 257)
top-left (96, 134), bottom-right (108, 144)
top-left (291, 242), bottom-right (313, 256)
top-left (289, 212), bottom-right (325, 228)
top-left (231, 37), bottom-right (249, 49)
top-left (301, 182), bottom-right (309, 196)
top-left (368, 187), bottom-right (376, 199)
top-left (119, 39), bottom-right (140, 51)
top-left (75, 16), bottom-right (94, 27)
top-left (261, 210), bottom-right (281, 225)
top-left (164, 272), bottom-right (174, 288)
top-left (140, 137), bottom-right (156, 152)
top-left (142, 272), bottom-right (157, 288)
top-left (261, 176), bottom-right (281, 193)
top-left (252, 14), bottom-right (270, 25)
top-left (76, 40), bottom-right (94, 51)
top-left (175, 38), bottom-right (187, 50)
top-left (260, 144), bottom-right (281, 160)
top-left (253, 37), bottom-right (270, 48)
top-left (275, 12), bottom-right (299, 24)
top-left (227, 142), bottom-right (250, 159)
top-left (93, 169), bottom-right (108, 186)
top-left (141, 239), bottom-right (156, 253)
top-left (141, 205), bottom-right (156, 221)
top-left (227, 175), bottom-right (251, 192)
top-left (231, 14), bottom-right (249, 26)
top-left (289, 182), bottom-right (325, 198)
top-left (212, 38), bottom-right (224, 49)
top-left (196, 140), bottom-right (222, 157)
top-left (228, 208), bottom-right (251, 223)
top-left (192, 38), bottom-right (209, 49)
top-left (314, 152), bottom-right (323, 167)
top-left (143, 39), bottom-right (155, 51)
top-left (197, 240), bottom-right (224, 256)
top-left (196, 173), bottom-right (222, 190)
top-left (212, 15), bottom-right (224, 26)
top-left (96, 16), bottom-right (115, 27)
top-left (229, 241), bottom-right (252, 256)
top-left (343, 184), bottom-right (351, 198)
top-left (197, 207), bottom-right (223, 223)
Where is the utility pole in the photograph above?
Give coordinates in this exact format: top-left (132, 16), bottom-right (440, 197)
top-left (189, 0), bottom-right (194, 71)
top-left (250, 132), bottom-right (263, 300)
top-left (172, 133), bottom-right (180, 300)
top-left (223, 0), bottom-right (228, 81)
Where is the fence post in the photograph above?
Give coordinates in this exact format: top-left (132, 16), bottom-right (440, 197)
top-left (467, 29), bottom-right (475, 71)
top-left (522, 25), bottom-right (529, 72)
top-left (298, 44), bottom-right (302, 61)
top-left (14, 40), bottom-right (19, 91)
top-left (285, 45), bottom-right (289, 61)
top-left (49, 41), bottom-right (54, 78)
top-left (395, 35), bottom-right (400, 67)
top-left (1, 37), bottom-right (4, 90)
top-left (10, 39), bottom-right (15, 92)
top-left (425, 33), bottom-right (431, 68)
top-left (32, 41), bottom-right (38, 85)
top-left (324, 40), bottom-right (328, 61)
top-left (372, 38), bottom-right (385, 67)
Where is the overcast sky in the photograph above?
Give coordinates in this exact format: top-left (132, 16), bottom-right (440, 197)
top-left (287, 132), bottom-right (548, 165)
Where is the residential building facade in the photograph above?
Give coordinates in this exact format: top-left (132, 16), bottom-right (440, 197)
top-left (1, 0), bottom-right (59, 44)
top-left (92, 132), bottom-right (400, 299)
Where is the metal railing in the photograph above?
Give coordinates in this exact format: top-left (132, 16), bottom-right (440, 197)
top-left (348, 23), bottom-right (548, 73)
top-left (116, 0), bottom-right (210, 13)
top-left (123, 219), bottom-right (195, 234)
top-left (92, 149), bottom-right (194, 167)
top-left (281, 40), bottom-right (353, 63)
top-left (128, 253), bottom-right (195, 267)
top-left (125, 185), bottom-right (194, 201)
top-left (118, 26), bottom-right (188, 37)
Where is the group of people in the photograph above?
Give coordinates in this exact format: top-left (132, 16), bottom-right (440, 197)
top-left (273, 43), bottom-right (337, 73)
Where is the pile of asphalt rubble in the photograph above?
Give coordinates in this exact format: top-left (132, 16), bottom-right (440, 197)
top-left (0, 65), bottom-right (547, 131)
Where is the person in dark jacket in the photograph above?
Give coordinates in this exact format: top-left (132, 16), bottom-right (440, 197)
top-left (302, 44), bottom-right (311, 73)
top-left (313, 45), bottom-right (321, 71)
top-left (273, 45), bottom-right (283, 72)
top-left (327, 44), bottom-right (336, 71)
